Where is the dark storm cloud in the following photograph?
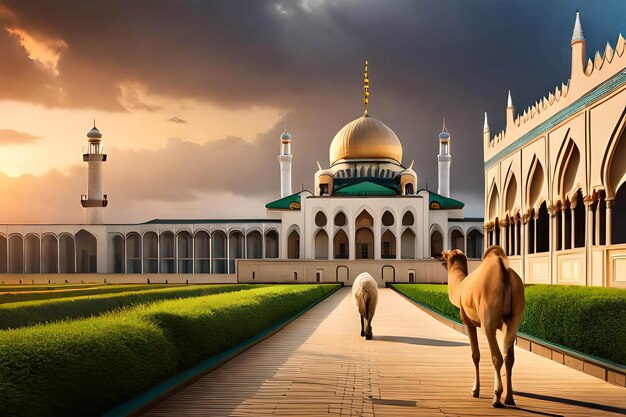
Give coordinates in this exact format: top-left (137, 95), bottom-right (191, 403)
top-left (0, 0), bottom-right (625, 220)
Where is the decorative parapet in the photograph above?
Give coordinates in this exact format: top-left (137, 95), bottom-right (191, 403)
top-left (484, 32), bottom-right (626, 167)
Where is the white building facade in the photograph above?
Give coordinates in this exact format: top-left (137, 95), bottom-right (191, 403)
top-left (0, 64), bottom-right (484, 283)
top-left (483, 11), bottom-right (626, 288)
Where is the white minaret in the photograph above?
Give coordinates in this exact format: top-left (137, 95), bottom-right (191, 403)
top-left (278, 128), bottom-right (293, 197)
top-left (437, 118), bottom-right (451, 197)
top-left (81, 122), bottom-right (108, 224)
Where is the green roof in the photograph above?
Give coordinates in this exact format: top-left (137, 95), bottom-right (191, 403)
top-left (427, 191), bottom-right (464, 210)
top-left (334, 181), bottom-right (398, 196)
top-left (265, 192), bottom-right (302, 210)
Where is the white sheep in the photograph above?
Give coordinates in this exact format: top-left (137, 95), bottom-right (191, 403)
top-left (352, 272), bottom-right (378, 340)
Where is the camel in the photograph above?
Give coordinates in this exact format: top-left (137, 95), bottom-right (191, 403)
top-left (352, 272), bottom-right (378, 340)
top-left (441, 245), bottom-right (525, 408)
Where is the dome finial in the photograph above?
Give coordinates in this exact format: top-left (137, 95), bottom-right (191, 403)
top-left (442, 117), bottom-right (448, 133)
top-left (571, 9), bottom-right (585, 44)
top-left (507, 90), bottom-right (513, 108)
top-left (483, 112), bottom-right (490, 132)
top-left (93, 118), bottom-right (96, 129)
top-left (363, 59), bottom-right (369, 116)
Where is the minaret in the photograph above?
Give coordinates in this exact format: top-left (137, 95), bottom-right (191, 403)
top-left (437, 118), bottom-right (451, 197)
top-left (81, 122), bottom-right (108, 224)
top-left (570, 10), bottom-right (586, 84)
top-left (278, 127), bottom-right (292, 197)
top-left (506, 90), bottom-right (515, 130)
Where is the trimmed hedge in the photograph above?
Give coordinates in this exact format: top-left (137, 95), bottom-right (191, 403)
top-left (0, 284), bottom-right (178, 304)
top-left (392, 284), bottom-right (626, 366)
top-left (0, 284), bottom-right (339, 417)
top-left (520, 285), bottom-right (626, 366)
top-left (0, 284), bottom-right (256, 329)
top-left (392, 284), bottom-right (461, 323)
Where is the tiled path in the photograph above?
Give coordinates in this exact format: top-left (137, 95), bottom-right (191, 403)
top-left (142, 288), bottom-right (626, 416)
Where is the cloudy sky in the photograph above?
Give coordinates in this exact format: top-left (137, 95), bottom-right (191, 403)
top-left (0, 0), bottom-right (624, 223)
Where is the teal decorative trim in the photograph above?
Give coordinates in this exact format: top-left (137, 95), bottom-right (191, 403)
top-left (485, 68), bottom-right (626, 170)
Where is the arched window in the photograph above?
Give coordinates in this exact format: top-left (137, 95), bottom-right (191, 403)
top-left (573, 190), bottom-right (585, 248)
top-left (402, 211), bottom-right (414, 226)
top-left (194, 231), bottom-right (210, 273)
top-left (159, 231), bottom-right (175, 273)
top-left (228, 231), bottom-right (244, 272)
top-left (405, 183), bottom-right (414, 195)
top-left (287, 229), bottom-right (300, 259)
top-left (24, 235), bottom-right (40, 274)
top-left (42, 235), bottom-right (58, 273)
top-left (59, 234), bottom-right (75, 273)
top-left (246, 231), bottom-right (263, 259)
top-left (613, 185), bottom-right (626, 244)
top-left (334, 212), bottom-right (346, 227)
top-left (143, 232), bottom-right (158, 273)
top-left (265, 230), bottom-right (279, 258)
top-left (381, 230), bottom-right (396, 259)
top-left (450, 229), bottom-right (465, 251)
top-left (333, 229), bottom-right (349, 259)
top-left (126, 233), bottom-right (141, 273)
top-left (177, 231), bottom-right (193, 273)
top-left (112, 235), bottom-right (125, 273)
top-left (467, 229), bottom-right (483, 259)
top-left (430, 229), bottom-right (443, 258)
top-left (382, 210), bottom-right (394, 227)
top-left (212, 231), bottom-right (227, 273)
top-left (536, 202), bottom-right (549, 253)
top-left (0, 235), bottom-right (7, 273)
top-left (315, 229), bottom-right (329, 259)
top-left (401, 229), bottom-right (415, 259)
top-left (355, 228), bottom-right (374, 259)
top-left (8, 235), bottom-right (23, 274)
top-left (76, 230), bottom-right (97, 273)
top-left (315, 211), bottom-right (327, 227)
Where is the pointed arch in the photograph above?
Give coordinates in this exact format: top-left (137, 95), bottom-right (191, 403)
top-left (526, 156), bottom-right (545, 209)
top-left (287, 228), bottom-right (300, 259)
top-left (602, 107), bottom-right (626, 198)
top-left (504, 171), bottom-right (518, 214)
top-left (314, 229), bottom-right (329, 259)
top-left (76, 230), bottom-right (97, 273)
top-left (355, 209), bottom-right (374, 227)
top-left (401, 228), bottom-right (416, 259)
top-left (333, 228), bottom-right (349, 259)
top-left (487, 178), bottom-right (500, 221)
top-left (554, 135), bottom-right (582, 202)
top-left (381, 229), bottom-right (396, 259)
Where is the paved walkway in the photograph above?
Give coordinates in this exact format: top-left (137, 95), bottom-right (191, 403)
top-left (142, 288), bottom-right (626, 417)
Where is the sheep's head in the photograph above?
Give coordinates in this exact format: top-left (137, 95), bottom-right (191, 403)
top-left (441, 249), bottom-right (467, 271)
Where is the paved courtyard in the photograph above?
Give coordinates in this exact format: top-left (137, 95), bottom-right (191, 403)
top-left (142, 288), bottom-right (626, 417)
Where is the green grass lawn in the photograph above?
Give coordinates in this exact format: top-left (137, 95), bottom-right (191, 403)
top-left (0, 284), bottom-right (183, 304)
top-left (392, 283), bottom-right (626, 366)
top-left (0, 284), bottom-right (257, 329)
top-left (0, 283), bottom-right (340, 417)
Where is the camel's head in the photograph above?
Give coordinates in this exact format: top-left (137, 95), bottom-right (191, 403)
top-left (441, 249), bottom-right (467, 271)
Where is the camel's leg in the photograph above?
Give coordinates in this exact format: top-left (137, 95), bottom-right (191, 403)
top-left (502, 315), bottom-right (522, 406)
top-left (360, 315), bottom-right (365, 337)
top-left (484, 323), bottom-right (504, 408)
top-left (365, 317), bottom-right (373, 340)
top-left (466, 324), bottom-right (480, 398)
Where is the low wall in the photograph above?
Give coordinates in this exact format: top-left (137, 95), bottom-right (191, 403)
top-left (0, 274), bottom-right (238, 285)
top-left (237, 259), bottom-right (481, 286)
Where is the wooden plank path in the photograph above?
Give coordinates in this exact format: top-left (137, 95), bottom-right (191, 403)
top-left (141, 288), bottom-right (626, 417)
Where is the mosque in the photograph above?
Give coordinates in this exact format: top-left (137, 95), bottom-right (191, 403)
top-left (483, 11), bottom-right (626, 288)
top-left (0, 62), bottom-right (484, 284)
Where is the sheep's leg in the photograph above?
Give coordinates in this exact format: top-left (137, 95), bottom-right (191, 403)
top-left (502, 315), bottom-right (522, 406)
top-left (360, 315), bottom-right (365, 337)
top-left (365, 304), bottom-right (373, 340)
top-left (466, 324), bottom-right (480, 398)
top-left (485, 322), bottom-right (504, 408)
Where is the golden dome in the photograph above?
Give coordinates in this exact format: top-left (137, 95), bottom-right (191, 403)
top-left (329, 114), bottom-right (403, 165)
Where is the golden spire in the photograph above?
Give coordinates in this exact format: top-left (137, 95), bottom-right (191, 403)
top-left (363, 59), bottom-right (369, 116)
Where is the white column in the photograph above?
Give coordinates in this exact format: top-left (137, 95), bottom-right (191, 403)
top-left (606, 198), bottom-right (614, 245)
top-left (595, 201), bottom-right (600, 245)
top-left (570, 206), bottom-right (576, 249)
top-left (513, 218), bottom-right (518, 256)
top-left (561, 207), bottom-right (566, 250)
top-left (533, 216), bottom-right (538, 254)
